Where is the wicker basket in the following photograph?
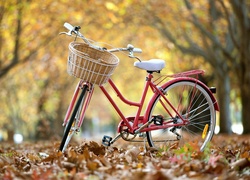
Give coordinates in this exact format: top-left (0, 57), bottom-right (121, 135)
top-left (67, 42), bottom-right (119, 85)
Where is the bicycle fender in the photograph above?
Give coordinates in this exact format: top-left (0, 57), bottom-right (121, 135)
top-left (147, 77), bottom-right (220, 115)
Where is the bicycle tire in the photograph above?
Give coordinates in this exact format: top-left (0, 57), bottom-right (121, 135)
top-left (59, 85), bottom-right (88, 152)
top-left (146, 80), bottom-right (216, 152)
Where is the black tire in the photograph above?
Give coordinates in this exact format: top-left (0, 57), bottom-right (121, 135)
top-left (146, 80), bottom-right (216, 151)
top-left (59, 85), bottom-right (88, 152)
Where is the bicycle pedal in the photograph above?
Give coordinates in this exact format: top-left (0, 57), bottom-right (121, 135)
top-left (102, 135), bottom-right (112, 146)
top-left (153, 115), bottom-right (163, 125)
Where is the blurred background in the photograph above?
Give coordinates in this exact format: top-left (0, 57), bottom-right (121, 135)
top-left (0, 0), bottom-right (249, 143)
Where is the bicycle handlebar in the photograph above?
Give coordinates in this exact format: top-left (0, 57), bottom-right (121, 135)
top-left (61, 22), bottom-right (142, 55)
top-left (63, 22), bottom-right (92, 46)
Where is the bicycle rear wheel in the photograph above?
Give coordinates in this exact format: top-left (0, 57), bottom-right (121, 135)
top-left (146, 80), bottom-right (216, 151)
top-left (59, 85), bottom-right (88, 152)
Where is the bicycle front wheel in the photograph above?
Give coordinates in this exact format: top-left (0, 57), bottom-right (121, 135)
top-left (59, 85), bottom-right (88, 152)
top-left (147, 80), bottom-right (216, 151)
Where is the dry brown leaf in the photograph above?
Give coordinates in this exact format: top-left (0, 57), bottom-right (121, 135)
top-left (83, 148), bottom-right (90, 160)
top-left (241, 151), bottom-right (250, 159)
top-left (88, 141), bottom-right (106, 156)
top-left (27, 153), bottom-right (41, 163)
top-left (160, 160), bottom-right (171, 169)
top-left (74, 172), bottom-right (86, 179)
top-left (41, 150), bottom-right (62, 163)
top-left (187, 171), bottom-right (203, 178)
top-left (230, 158), bottom-right (250, 170)
top-left (0, 135), bottom-right (249, 179)
top-left (183, 163), bottom-right (191, 172)
top-left (86, 160), bottom-right (99, 171)
top-left (125, 146), bottom-right (140, 163)
top-left (98, 155), bottom-right (110, 167)
top-left (144, 171), bottom-right (171, 180)
top-left (62, 161), bottom-right (76, 170)
top-left (190, 160), bottom-right (203, 171)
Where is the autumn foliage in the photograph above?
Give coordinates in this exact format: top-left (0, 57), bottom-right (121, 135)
top-left (0, 135), bottom-right (249, 179)
top-left (1, 1), bottom-right (250, 179)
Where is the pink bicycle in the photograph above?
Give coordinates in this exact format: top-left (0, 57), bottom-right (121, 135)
top-left (59, 23), bottom-right (219, 152)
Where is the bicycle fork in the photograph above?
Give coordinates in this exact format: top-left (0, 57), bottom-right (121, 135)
top-left (63, 81), bottom-right (94, 129)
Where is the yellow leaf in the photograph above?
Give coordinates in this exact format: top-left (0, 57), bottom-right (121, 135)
top-left (86, 160), bottom-right (99, 171)
top-left (137, 162), bottom-right (143, 169)
top-left (202, 124), bottom-right (209, 139)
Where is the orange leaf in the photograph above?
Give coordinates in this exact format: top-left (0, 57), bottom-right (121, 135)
top-left (86, 160), bottom-right (99, 171)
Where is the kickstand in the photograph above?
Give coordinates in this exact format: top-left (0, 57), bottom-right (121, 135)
top-left (170, 127), bottom-right (182, 140)
top-left (139, 133), bottom-right (147, 154)
top-left (143, 137), bottom-right (147, 153)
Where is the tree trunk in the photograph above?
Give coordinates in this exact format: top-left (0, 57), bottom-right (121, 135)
top-left (241, 81), bottom-right (250, 134)
top-left (217, 73), bottom-right (232, 134)
top-left (54, 97), bottom-right (65, 137)
top-left (7, 129), bottom-right (14, 142)
top-left (54, 82), bottom-right (73, 137)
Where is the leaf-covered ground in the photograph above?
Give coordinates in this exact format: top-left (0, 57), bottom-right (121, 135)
top-left (0, 135), bottom-right (249, 180)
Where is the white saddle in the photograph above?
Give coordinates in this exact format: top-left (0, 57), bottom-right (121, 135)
top-left (134, 59), bottom-right (166, 71)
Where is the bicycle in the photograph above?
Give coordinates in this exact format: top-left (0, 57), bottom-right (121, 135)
top-left (59, 22), bottom-right (219, 153)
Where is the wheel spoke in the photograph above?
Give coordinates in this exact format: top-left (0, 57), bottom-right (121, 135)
top-left (146, 80), bottom-right (216, 151)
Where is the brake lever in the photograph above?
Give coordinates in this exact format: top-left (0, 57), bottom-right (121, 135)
top-left (59, 31), bottom-right (72, 36)
top-left (59, 28), bottom-right (80, 37)
top-left (59, 25), bottom-right (80, 36)
top-left (129, 53), bottom-right (141, 62)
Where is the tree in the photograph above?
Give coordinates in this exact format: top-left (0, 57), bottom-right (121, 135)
top-left (227, 0), bottom-right (250, 134)
top-left (121, 0), bottom-right (250, 134)
top-left (3, 0), bottom-right (249, 141)
top-left (0, 0), bottom-right (146, 139)
top-left (151, 0), bottom-right (232, 133)
top-left (0, 0), bottom-right (23, 77)
top-left (0, 0), bottom-right (74, 139)
top-left (0, 0), bottom-right (59, 78)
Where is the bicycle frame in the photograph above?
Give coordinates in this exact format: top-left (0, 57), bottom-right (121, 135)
top-left (100, 77), bottom-right (149, 131)
top-left (63, 70), bottom-right (219, 136)
top-left (106, 74), bottom-right (214, 134)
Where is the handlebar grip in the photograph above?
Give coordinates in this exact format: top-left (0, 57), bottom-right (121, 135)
top-left (64, 22), bottom-right (74, 31)
top-left (133, 48), bottom-right (142, 53)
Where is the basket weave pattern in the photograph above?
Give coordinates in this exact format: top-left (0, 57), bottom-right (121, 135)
top-left (67, 42), bottom-right (119, 85)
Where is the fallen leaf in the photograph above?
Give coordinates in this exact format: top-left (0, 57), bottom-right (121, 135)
top-left (86, 160), bottom-right (99, 171)
top-left (230, 158), bottom-right (250, 170)
top-left (125, 146), bottom-right (140, 163)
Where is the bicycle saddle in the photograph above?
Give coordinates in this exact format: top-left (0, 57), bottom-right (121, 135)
top-left (134, 59), bottom-right (165, 71)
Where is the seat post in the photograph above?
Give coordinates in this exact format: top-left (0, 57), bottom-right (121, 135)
top-left (146, 72), bottom-right (154, 82)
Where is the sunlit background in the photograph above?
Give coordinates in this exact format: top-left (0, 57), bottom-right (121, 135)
top-left (0, 0), bottom-right (249, 143)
